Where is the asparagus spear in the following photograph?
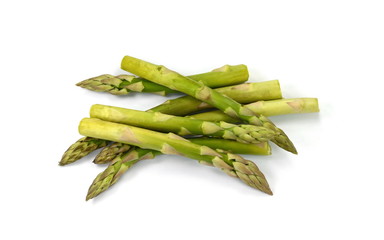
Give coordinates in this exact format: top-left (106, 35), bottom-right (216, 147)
top-left (90, 104), bottom-right (276, 144)
top-left (79, 118), bottom-right (272, 195)
top-left (148, 80), bottom-right (282, 116)
top-left (76, 64), bottom-right (249, 96)
top-left (189, 98), bottom-right (320, 123)
top-left (59, 137), bottom-right (108, 166)
top-left (190, 138), bottom-right (271, 155)
top-left (94, 138), bottom-right (271, 164)
top-left (121, 55), bottom-right (296, 154)
top-left (88, 139), bottom-right (271, 199)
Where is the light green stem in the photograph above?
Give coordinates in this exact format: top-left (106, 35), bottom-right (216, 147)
top-left (189, 98), bottom-right (320, 123)
top-left (149, 80), bottom-right (282, 116)
top-left (189, 138), bottom-right (270, 155)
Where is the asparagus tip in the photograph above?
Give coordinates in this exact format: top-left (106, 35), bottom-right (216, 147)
top-left (86, 187), bottom-right (100, 201)
top-left (290, 145), bottom-right (298, 155)
top-left (264, 188), bottom-right (273, 196)
top-left (85, 194), bottom-right (92, 201)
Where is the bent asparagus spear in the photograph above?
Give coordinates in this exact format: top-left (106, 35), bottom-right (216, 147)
top-left (77, 64), bottom-right (249, 96)
top-left (88, 139), bottom-right (271, 199)
top-left (121, 55), bottom-right (296, 154)
top-left (79, 118), bottom-right (273, 196)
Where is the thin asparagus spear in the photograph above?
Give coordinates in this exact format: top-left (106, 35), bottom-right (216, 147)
top-left (90, 104), bottom-right (276, 144)
top-left (76, 64), bottom-right (249, 96)
top-left (59, 137), bottom-right (108, 166)
top-left (148, 80), bottom-right (282, 116)
top-left (189, 98), bottom-right (320, 123)
top-left (94, 139), bottom-right (271, 164)
top-left (79, 118), bottom-right (272, 196)
top-left (121, 55), bottom-right (296, 154)
top-left (88, 139), bottom-right (271, 199)
top-left (189, 138), bottom-right (270, 155)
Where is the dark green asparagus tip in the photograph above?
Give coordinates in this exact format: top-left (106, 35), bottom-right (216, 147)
top-left (59, 137), bottom-right (109, 166)
top-left (272, 130), bottom-right (298, 155)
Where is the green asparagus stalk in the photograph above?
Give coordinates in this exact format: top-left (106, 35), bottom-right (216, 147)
top-left (90, 104), bottom-right (276, 144)
top-left (189, 98), bottom-right (320, 123)
top-left (148, 80), bottom-right (282, 116)
top-left (94, 138), bottom-right (271, 164)
top-left (76, 64), bottom-right (249, 96)
top-left (59, 137), bottom-right (108, 165)
top-left (79, 118), bottom-right (272, 195)
top-left (189, 138), bottom-right (270, 155)
top-left (88, 139), bottom-right (271, 199)
top-left (121, 55), bottom-right (296, 154)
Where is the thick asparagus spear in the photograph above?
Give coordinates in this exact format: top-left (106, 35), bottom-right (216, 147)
top-left (189, 98), bottom-right (320, 123)
top-left (79, 118), bottom-right (272, 195)
top-left (90, 104), bottom-right (276, 144)
top-left (88, 139), bottom-right (271, 199)
top-left (121, 55), bottom-right (296, 154)
top-left (76, 64), bottom-right (249, 96)
top-left (148, 80), bottom-right (282, 116)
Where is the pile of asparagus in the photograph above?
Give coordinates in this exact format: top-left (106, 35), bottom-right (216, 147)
top-left (60, 56), bottom-right (319, 200)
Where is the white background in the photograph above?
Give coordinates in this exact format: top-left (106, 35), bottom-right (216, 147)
top-left (1, 0), bottom-right (383, 239)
